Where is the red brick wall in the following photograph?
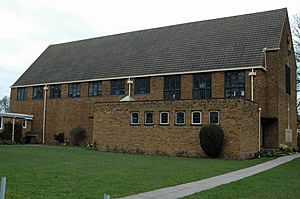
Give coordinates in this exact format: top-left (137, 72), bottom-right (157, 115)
top-left (93, 99), bottom-right (259, 159)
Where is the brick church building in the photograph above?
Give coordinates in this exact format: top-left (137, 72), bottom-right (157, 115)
top-left (9, 8), bottom-right (297, 159)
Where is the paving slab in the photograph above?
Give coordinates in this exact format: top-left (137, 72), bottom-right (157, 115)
top-left (119, 153), bottom-right (300, 199)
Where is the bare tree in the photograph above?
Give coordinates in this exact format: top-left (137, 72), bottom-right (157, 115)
top-left (292, 15), bottom-right (300, 109)
top-left (0, 96), bottom-right (10, 113)
top-left (293, 15), bottom-right (300, 63)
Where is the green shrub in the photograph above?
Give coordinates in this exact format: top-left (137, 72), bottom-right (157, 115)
top-left (0, 121), bottom-right (22, 143)
top-left (70, 127), bottom-right (86, 146)
top-left (54, 132), bottom-right (65, 144)
top-left (279, 144), bottom-right (293, 154)
top-left (199, 124), bottom-right (224, 158)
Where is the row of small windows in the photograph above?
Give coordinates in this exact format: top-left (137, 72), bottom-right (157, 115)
top-left (17, 82), bottom-right (103, 100)
top-left (16, 71), bottom-right (245, 100)
top-left (131, 111), bottom-right (219, 126)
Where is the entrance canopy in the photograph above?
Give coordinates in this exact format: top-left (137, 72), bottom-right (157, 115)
top-left (0, 112), bottom-right (33, 120)
top-left (0, 112), bottom-right (33, 142)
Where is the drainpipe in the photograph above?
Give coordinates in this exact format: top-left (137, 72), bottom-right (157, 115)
top-left (249, 69), bottom-right (256, 101)
top-left (263, 48), bottom-right (267, 68)
top-left (128, 78), bottom-right (133, 97)
top-left (258, 108), bottom-right (262, 151)
top-left (288, 102), bottom-right (290, 130)
top-left (12, 117), bottom-right (15, 142)
top-left (42, 85), bottom-right (48, 144)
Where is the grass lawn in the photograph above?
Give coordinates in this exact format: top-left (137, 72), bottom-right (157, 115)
top-left (186, 158), bottom-right (300, 199)
top-left (0, 145), bottom-right (271, 199)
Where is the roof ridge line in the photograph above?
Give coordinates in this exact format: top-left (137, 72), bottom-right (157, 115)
top-left (51, 8), bottom-right (287, 47)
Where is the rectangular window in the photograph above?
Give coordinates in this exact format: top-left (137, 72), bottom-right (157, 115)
top-left (89, 81), bottom-right (102, 97)
top-left (135, 77), bottom-right (150, 95)
top-left (32, 86), bottom-right (43, 100)
top-left (68, 83), bottom-right (81, 98)
top-left (0, 117), bottom-right (3, 130)
top-left (22, 120), bottom-right (27, 129)
top-left (193, 74), bottom-right (212, 99)
top-left (145, 112), bottom-right (154, 125)
top-left (50, 85), bottom-right (61, 99)
top-left (110, 80), bottom-right (125, 95)
top-left (131, 112), bottom-right (139, 125)
top-left (175, 112), bottom-right (185, 125)
top-left (224, 71), bottom-right (245, 98)
top-left (209, 111), bottom-right (219, 125)
top-left (191, 111), bottom-right (202, 125)
top-left (160, 112), bottom-right (169, 125)
top-left (164, 75), bottom-right (181, 100)
top-left (285, 65), bottom-right (291, 95)
top-left (17, 87), bottom-right (27, 100)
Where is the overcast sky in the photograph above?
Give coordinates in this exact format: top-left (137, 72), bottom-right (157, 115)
top-left (0, 0), bottom-right (300, 99)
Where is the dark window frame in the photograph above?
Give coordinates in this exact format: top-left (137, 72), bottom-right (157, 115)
top-left (68, 83), bottom-right (81, 98)
top-left (209, 111), bottom-right (220, 125)
top-left (134, 77), bottom-right (150, 95)
top-left (224, 71), bottom-right (245, 98)
top-left (22, 119), bottom-right (27, 129)
top-left (175, 111), bottom-right (185, 125)
top-left (164, 75), bottom-right (181, 100)
top-left (32, 86), bottom-right (43, 100)
top-left (193, 74), bottom-right (212, 99)
top-left (50, 85), bottom-right (61, 99)
top-left (89, 81), bottom-right (102, 97)
top-left (110, 80), bottom-right (125, 96)
top-left (17, 87), bottom-right (27, 100)
top-left (145, 112), bottom-right (154, 125)
top-left (285, 64), bottom-right (291, 95)
top-left (191, 111), bottom-right (202, 125)
top-left (160, 112), bottom-right (169, 125)
top-left (131, 112), bottom-right (139, 125)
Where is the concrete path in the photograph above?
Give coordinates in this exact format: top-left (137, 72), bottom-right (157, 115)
top-left (119, 153), bottom-right (300, 199)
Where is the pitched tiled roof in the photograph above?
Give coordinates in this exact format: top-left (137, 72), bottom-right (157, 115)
top-left (13, 8), bottom-right (287, 86)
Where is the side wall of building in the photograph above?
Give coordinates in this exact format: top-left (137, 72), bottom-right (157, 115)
top-left (11, 70), bottom-right (253, 143)
top-left (93, 99), bottom-right (259, 159)
top-left (262, 16), bottom-right (297, 148)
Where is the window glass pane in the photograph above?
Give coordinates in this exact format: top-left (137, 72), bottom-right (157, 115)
top-left (68, 83), bottom-right (80, 98)
top-left (176, 112), bottom-right (185, 124)
top-left (50, 85), bottom-right (61, 98)
top-left (145, 112), bottom-right (153, 124)
top-left (160, 112), bottom-right (169, 124)
top-left (111, 80), bottom-right (125, 95)
top-left (209, 111), bottom-right (219, 124)
top-left (224, 71), bottom-right (245, 98)
top-left (164, 75), bottom-right (181, 100)
top-left (89, 81), bottom-right (102, 96)
top-left (135, 78), bottom-right (150, 95)
top-left (33, 86), bottom-right (43, 100)
top-left (131, 113), bottom-right (139, 124)
top-left (17, 88), bottom-right (27, 100)
top-left (193, 74), bottom-right (211, 99)
top-left (22, 120), bottom-right (27, 128)
top-left (192, 112), bottom-right (201, 124)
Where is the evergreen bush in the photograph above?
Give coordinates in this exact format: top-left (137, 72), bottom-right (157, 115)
top-left (199, 124), bottom-right (224, 158)
top-left (54, 132), bottom-right (65, 144)
top-left (70, 127), bottom-right (86, 146)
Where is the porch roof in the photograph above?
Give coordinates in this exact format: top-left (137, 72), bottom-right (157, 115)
top-left (0, 112), bottom-right (33, 120)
